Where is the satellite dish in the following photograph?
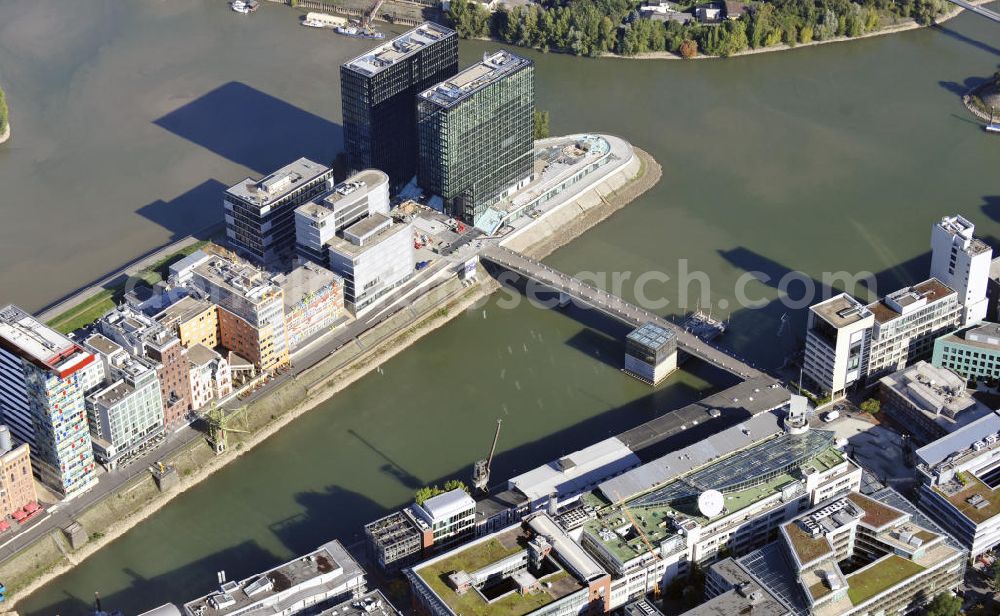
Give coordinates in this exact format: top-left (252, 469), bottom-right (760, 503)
top-left (698, 490), bottom-right (725, 518)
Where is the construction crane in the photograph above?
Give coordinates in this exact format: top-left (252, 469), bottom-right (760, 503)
top-left (472, 419), bottom-right (502, 492)
top-left (613, 491), bottom-right (661, 562)
top-left (205, 403), bottom-right (249, 455)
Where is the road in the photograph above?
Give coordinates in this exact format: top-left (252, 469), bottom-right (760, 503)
top-left (0, 259), bottom-right (459, 566)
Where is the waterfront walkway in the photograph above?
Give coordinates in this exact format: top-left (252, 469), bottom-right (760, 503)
top-left (944, 0), bottom-right (1000, 22)
top-left (480, 245), bottom-right (763, 381)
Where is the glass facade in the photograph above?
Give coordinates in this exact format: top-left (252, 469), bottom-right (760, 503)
top-left (417, 54), bottom-right (535, 223)
top-left (341, 28), bottom-right (459, 192)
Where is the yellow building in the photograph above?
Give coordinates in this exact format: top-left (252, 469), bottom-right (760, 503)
top-left (155, 296), bottom-right (219, 349)
top-left (188, 255), bottom-right (289, 373)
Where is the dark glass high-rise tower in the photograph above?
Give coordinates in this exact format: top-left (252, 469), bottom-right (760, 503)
top-left (341, 23), bottom-right (459, 193)
top-left (416, 51), bottom-right (534, 224)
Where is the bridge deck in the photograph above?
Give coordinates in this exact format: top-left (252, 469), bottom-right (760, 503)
top-left (482, 246), bottom-right (763, 380)
top-left (944, 0), bottom-right (1000, 23)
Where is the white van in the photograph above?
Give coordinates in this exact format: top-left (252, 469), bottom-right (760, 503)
top-left (823, 410), bottom-right (840, 423)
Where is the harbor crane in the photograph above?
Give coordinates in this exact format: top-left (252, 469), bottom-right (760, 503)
top-left (472, 419), bottom-right (502, 492)
top-left (205, 402), bottom-right (249, 455)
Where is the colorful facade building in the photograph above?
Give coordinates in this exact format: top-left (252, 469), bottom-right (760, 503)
top-left (275, 261), bottom-right (344, 350)
top-left (0, 305), bottom-right (98, 499)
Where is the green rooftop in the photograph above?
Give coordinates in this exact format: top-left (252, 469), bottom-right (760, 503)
top-left (846, 554), bottom-right (926, 606)
top-left (413, 526), bottom-right (584, 616)
top-left (581, 445), bottom-right (845, 565)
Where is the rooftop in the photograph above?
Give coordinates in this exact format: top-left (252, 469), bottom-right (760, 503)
top-left (226, 157), bottom-right (330, 207)
top-left (845, 555), bottom-right (926, 606)
top-left (810, 293), bottom-right (872, 329)
top-left (615, 376), bottom-right (790, 460)
top-left (940, 322), bottom-right (1000, 352)
top-left (0, 304), bottom-right (93, 377)
top-left (421, 488), bottom-right (476, 522)
top-left (868, 278), bottom-right (954, 325)
top-left (343, 22), bottom-right (455, 76)
top-left (419, 51), bottom-right (531, 109)
top-left (186, 343), bottom-right (222, 367)
top-left (272, 262), bottom-right (342, 310)
top-left (845, 492), bottom-right (906, 529)
top-left (626, 322), bottom-right (675, 350)
top-left (411, 524), bottom-right (586, 616)
top-left (677, 559), bottom-right (792, 616)
top-left (84, 333), bottom-right (124, 358)
top-left (183, 540), bottom-right (362, 616)
top-left (879, 361), bottom-right (990, 430)
top-left (935, 474), bottom-right (1000, 524)
top-left (191, 255), bottom-right (281, 306)
top-left (326, 217), bottom-right (409, 257)
top-left (314, 590), bottom-right (401, 616)
top-left (585, 431), bottom-right (843, 565)
top-left (915, 410), bottom-right (1000, 467)
top-left (90, 379), bottom-right (136, 408)
top-left (509, 437), bottom-right (640, 503)
top-left (154, 296), bottom-right (215, 328)
top-left (296, 170), bottom-right (389, 221)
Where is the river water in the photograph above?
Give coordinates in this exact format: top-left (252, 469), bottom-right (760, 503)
top-left (1, 0), bottom-right (998, 613)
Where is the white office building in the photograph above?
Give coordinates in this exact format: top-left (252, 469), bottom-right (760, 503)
top-left (930, 215), bottom-right (992, 326)
top-left (294, 170), bottom-right (391, 265)
top-left (803, 294), bottom-right (874, 399)
top-left (915, 411), bottom-right (1000, 557)
top-left (803, 279), bottom-right (963, 396)
top-left (0, 305), bottom-right (98, 499)
top-left (327, 214), bottom-right (415, 314)
top-left (865, 279), bottom-right (963, 382)
top-left (85, 350), bottom-right (164, 469)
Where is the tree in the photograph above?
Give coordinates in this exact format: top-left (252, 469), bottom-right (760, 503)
top-left (533, 109), bottom-right (551, 139)
top-left (415, 480), bottom-right (469, 504)
top-left (679, 38), bottom-right (698, 58)
top-left (859, 398), bottom-right (880, 415)
top-left (443, 479), bottom-right (469, 493)
top-left (923, 592), bottom-right (961, 616)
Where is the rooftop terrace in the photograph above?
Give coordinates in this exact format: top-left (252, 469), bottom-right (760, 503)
top-left (0, 304), bottom-right (93, 376)
top-left (419, 51), bottom-right (530, 109)
top-left (344, 22), bottom-right (455, 76)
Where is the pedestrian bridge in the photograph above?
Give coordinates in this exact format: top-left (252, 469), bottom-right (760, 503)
top-left (480, 245), bottom-right (763, 381)
top-left (944, 0), bottom-right (1000, 23)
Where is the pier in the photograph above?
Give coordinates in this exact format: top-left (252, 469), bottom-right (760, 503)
top-left (479, 245), bottom-right (763, 381)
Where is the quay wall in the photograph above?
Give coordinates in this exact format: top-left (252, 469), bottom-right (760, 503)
top-left (0, 143), bottom-right (660, 611)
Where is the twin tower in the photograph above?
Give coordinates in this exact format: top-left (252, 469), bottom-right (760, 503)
top-left (340, 23), bottom-right (535, 226)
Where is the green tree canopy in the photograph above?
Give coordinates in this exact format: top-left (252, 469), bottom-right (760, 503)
top-left (859, 399), bottom-right (880, 414)
top-left (923, 592), bottom-right (961, 616)
top-left (533, 109), bottom-right (551, 139)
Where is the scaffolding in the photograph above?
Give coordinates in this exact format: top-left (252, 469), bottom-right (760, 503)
top-left (364, 510), bottom-right (422, 571)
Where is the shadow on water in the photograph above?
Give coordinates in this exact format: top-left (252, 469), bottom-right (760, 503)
top-left (348, 429), bottom-right (424, 491)
top-left (930, 23), bottom-right (1000, 58)
top-left (981, 196), bottom-right (1000, 223)
top-left (29, 541), bottom-right (280, 616)
top-left (135, 179), bottom-right (228, 242)
top-left (154, 81), bottom-right (343, 174)
top-left (267, 377), bottom-right (722, 556)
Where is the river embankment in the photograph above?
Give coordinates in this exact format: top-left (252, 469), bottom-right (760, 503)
top-left (0, 145), bottom-right (659, 612)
